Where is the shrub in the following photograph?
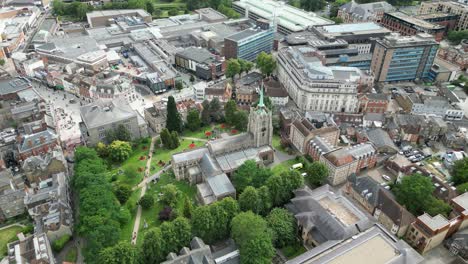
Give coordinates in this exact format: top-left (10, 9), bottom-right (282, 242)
top-left (52, 234), bottom-right (72, 252)
top-left (139, 194), bottom-right (154, 209)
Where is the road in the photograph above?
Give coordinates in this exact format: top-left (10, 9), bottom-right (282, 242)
top-left (22, 9), bottom-right (49, 52)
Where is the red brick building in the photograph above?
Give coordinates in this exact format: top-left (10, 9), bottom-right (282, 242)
top-left (358, 93), bottom-right (389, 113)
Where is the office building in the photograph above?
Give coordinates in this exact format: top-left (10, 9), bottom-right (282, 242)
top-left (278, 46), bottom-right (371, 112)
top-left (419, 1), bottom-right (468, 31)
top-left (224, 27), bottom-right (274, 61)
top-left (175, 47), bottom-right (225, 80)
top-left (86, 9), bottom-right (152, 28)
top-left (380, 12), bottom-right (447, 42)
top-left (370, 33), bottom-right (439, 82)
top-left (232, 0), bottom-right (333, 34)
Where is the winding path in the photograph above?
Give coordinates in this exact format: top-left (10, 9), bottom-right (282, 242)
top-left (131, 136), bottom-right (157, 245)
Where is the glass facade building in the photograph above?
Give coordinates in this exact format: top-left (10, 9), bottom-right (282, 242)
top-left (225, 28), bottom-right (275, 61)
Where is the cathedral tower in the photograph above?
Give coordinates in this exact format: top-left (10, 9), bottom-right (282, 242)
top-left (248, 84), bottom-right (273, 147)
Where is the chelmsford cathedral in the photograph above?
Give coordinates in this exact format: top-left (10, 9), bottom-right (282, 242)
top-left (171, 88), bottom-right (274, 205)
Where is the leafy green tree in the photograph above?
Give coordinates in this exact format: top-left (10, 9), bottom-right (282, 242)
top-left (115, 124), bottom-right (131, 142)
top-left (233, 160), bottom-right (273, 192)
top-left (0, 59), bottom-right (5, 66)
top-left (266, 208), bottom-right (296, 247)
top-left (256, 52), bottom-right (276, 77)
top-left (166, 96), bottom-right (182, 132)
top-left (96, 142), bottom-right (109, 158)
top-left (393, 174), bottom-right (434, 216)
top-left (201, 100), bottom-right (211, 125)
top-left (183, 195), bottom-right (193, 218)
top-left (425, 197), bottom-right (452, 217)
top-left (141, 228), bottom-right (166, 264)
top-left (448, 30), bottom-right (468, 45)
top-left (109, 141), bottom-right (132, 162)
top-left (139, 194), bottom-right (155, 209)
top-left (117, 207), bottom-right (131, 225)
top-left (161, 217), bottom-right (191, 251)
top-left (226, 58), bottom-right (241, 81)
top-left (187, 109), bottom-right (201, 131)
top-left (114, 184), bottom-right (132, 204)
top-left (257, 186), bottom-right (272, 216)
top-left (457, 182), bottom-right (468, 193)
top-left (191, 206), bottom-right (215, 242)
top-left (168, 8), bottom-right (179, 16)
top-left (160, 128), bottom-right (173, 149)
top-left (452, 158), bottom-right (468, 185)
top-left (305, 162), bottom-right (328, 187)
top-left (299, 0), bottom-right (326, 11)
top-left (146, 1), bottom-right (154, 15)
top-left (170, 131), bottom-right (180, 149)
top-left (74, 146), bottom-right (100, 163)
top-left (241, 234), bottom-right (275, 264)
top-left (154, 8), bottom-right (162, 17)
top-left (233, 110), bottom-right (248, 131)
top-left (266, 174), bottom-right (288, 207)
top-left (209, 98), bottom-right (222, 122)
top-left (160, 184), bottom-right (179, 207)
top-left (99, 242), bottom-right (137, 264)
top-left (239, 186), bottom-right (259, 213)
top-left (176, 80), bottom-right (183, 91)
top-left (224, 99), bottom-right (237, 126)
top-left (217, 197), bottom-right (240, 220)
top-left (231, 212), bottom-right (275, 264)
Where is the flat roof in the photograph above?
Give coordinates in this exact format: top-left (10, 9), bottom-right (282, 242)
top-left (387, 12), bottom-right (444, 30)
top-left (418, 213), bottom-right (449, 231)
top-left (321, 22), bottom-right (383, 33)
top-left (233, 0), bottom-right (333, 32)
top-left (87, 9), bottom-right (150, 19)
top-left (328, 235), bottom-right (396, 264)
top-left (318, 196), bottom-right (359, 226)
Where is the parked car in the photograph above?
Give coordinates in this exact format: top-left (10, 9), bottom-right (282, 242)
top-left (382, 175), bottom-right (391, 181)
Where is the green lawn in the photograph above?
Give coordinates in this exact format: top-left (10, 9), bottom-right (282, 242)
top-left (281, 241), bottom-right (307, 259)
top-left (272, 134), bottom-right (288, 153)
top-left (109, 139), bottom-right (152, 186)
top-left (64, 246), bottom-right (78, 262)
top-left (137, 172), bottom-right (197, 245)
top-left (181, 125), bottom-right (213, 139)
top-left (150, 139), bottom-right (205, 171)
top-left (0, 226), bottom-right (22, 257)
top-left (271, 159), bottom-right (299, 176)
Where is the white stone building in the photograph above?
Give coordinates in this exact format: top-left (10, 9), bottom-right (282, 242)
top-left (277, 46), bottom-right (363, 113)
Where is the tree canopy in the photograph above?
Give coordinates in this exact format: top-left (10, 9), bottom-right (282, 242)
top-left (166, 96), bottom-right (182, 132)
top-left (109, 141), bottom-right (132, 162)
top-left (226, 59), bottom-right (241, 80)
top-left (99, 242), bottom-right (137, 264)
top-left (452, 158), bottom-right (468, 186)
top-left (256, 52), bottom-right (276, 77)
top-left (305, 162), bottom-right (329, 187)
top-left (266, 208), bottom-right (296, 248)
top-left (233, 160), bottom-right (273, 193)
top-left (186, 109), bottom-right (201, 131)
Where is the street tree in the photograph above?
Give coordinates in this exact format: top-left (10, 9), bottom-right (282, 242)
top-left (256, 52), bottom-right (276, 77)
top-left (226, 58), bottom-right (241, 81)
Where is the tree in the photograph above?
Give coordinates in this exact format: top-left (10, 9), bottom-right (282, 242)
top-left (96, 142), bottom-right (109, 158)
top-left (99, 242), bottom-right (137, 264)
top-left (146, 1), bottom-right (154, 15)
top-left (139, 194), bottom-right (155, 209)
top-left (306, 162), bottom-right (328, 187)
top-left (448, 30), bottom-right (468, 45)
top-left (209, 98), bottom-right (222, 122)
top-left (241, 234), bottom-right (275, 264)
top-left (115, 124), bottom-right (132, 141)
top-left (191, 206), bottom-right (215, 243)
top-left (201, 100), bottom-right (211, 125)
top-left (224, 99), bottom-right (238, 126)
top-left (114, 184), bottom-right (132, 204)
top-left (266, 174), bottom-right (288, 207)
top-left (233, 160), bottom-right (273, 193)
top-left (186, 109), bottom-right (201, 131)
top-left (75, 146), bottom-right (100, 163)
top-left (154, 8), bottom-right (162, 17)
top-left (226, 59), bottom-right (241, 81)
top-left (124, 164), bottom-right (139, 179)
top-left (175, 80), bottom-right (183, 91)
top-left (168, 8), bottom-right (179, 16)
top-left (425, 198), bottom-right (452, 218)
top-left (256, 52), bottom-right (276, 77)
top-left (257, 186), bottom-right (272, 216)
top-left (244, 60), bottom-right (254, 73)
top-left (233, 110), bottom-right (248, 131)
top-left (141, 228), bottom-right (166, 264)
top-left (75, 2), bottom-right (88, 20)
top-left (452, 158), bottom-right (468, 185)
top-left (231, 212), bottom-right (275, 264)
top-left (160, 128), bottom-right (173, 149)
top-left (161, 217), bottom-right (191, 252)
top-left (0, 59), bottom-right (5, 66)
top-left (166, 96), bottom-right (182, 132)
top-left (190, 74), bottom-right (195, 83)
top-left (182, 195), bottom-right (193, 218)
top-left (457, 182), bottom-right (468, 193)
top-left (105, 129), bottom-right (117, 144)
top-left (170, 131), bottom-right (180, 149)
top-left (109, 141), bottom-right (132, 162)
top-left (299, 0), bottom-right (326, 11)
top-left (266, 208), bottom-right (296, 248)
top-left (393, 174), bottom-right (434, 216)
top-left (160, 184), bottom-right (179, 207)
top-left (239, 186), bottom-right (259, 213)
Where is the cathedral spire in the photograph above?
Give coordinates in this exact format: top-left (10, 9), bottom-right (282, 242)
top-left (258, 81), bottom-right (265, 108)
